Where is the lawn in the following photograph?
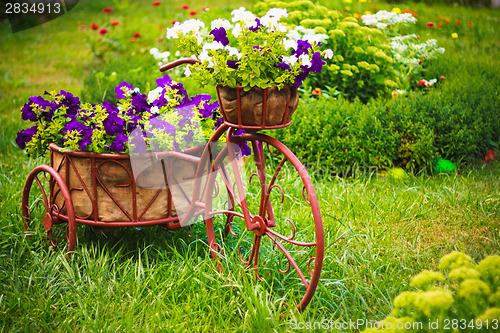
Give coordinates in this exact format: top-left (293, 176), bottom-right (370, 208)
top-left (0, 0), bottom-right (499, 332)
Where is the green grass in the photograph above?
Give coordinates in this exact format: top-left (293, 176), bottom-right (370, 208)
top-left (1, 0), bottom-right (499, 332)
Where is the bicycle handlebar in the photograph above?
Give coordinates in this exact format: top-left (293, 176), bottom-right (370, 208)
top-left (159, 58), bottom-right (201, 72)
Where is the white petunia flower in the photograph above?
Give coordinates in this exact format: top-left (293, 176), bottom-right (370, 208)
top-left (265, 8), bottom-right (288, 20)
top-left (282, 55), bottom-right (298, 66)
top-left (232, 23), bottom-right (242, 38)
top-left (286, 29), bottom-right (301, 41)
top-left (211, 18), bottom-right (231, 30)
top-left (199, 50), bottom-right (211, 62)
top-left (147, 87), bottom-right (164, 103)
top-left (166, 22), bottom-right (181, 39)
top-left (203, 41), bottom-right (224, 51)
top-left (299, 54), bottom-right (311, 68)
top-left (282, 39), bottom-right (298, 50)
top-left (324, 49), bottom-right (334, 59)
top-left (303, 33), bottom-right (329, 44)
top-left (150, 106), bottom-right (159, 114)
top-left (226, 46), bottom-right (242, 59)
top-left (184, 66), bottom-right (192, 77)
top-left (231, 7), bottom-right (256, 24)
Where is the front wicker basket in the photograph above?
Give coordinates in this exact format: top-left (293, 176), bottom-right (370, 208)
top-left (216, 85), bottom-right (299, 130)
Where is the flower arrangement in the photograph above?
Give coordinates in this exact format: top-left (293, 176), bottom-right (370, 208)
top-left (162, 7), bottom-right (333, 91)
top-left (15, 75), bottom-right (233, 157)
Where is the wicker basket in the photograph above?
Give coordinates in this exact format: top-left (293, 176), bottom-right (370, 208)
top-left (50, 144), bottom-right (202, 223)
top-left (216, 85), bottom-right (299, 130)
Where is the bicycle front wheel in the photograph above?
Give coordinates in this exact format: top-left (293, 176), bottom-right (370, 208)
top-left (205, 130), bottom-right (324, 311)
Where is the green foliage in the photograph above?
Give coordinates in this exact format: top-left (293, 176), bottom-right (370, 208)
top-left (362, 252), bottom-right (500, 332)
top-left (275, 55), bottom-right (500, 172)
top-left (274, 95), bottom-right (438, 173)
top-left (82, 54), bottom-right (159, 104)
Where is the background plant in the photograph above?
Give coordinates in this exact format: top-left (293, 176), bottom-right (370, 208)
top-left (362, 251), bottom-right (500, 332)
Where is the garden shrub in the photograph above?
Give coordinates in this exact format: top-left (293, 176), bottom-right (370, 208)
top-left (274, 95), bottom-right (436, 173)
top-left (361, 251), bottom-right (500, 332)
top-left (274, 67), bottom-right (499, 173)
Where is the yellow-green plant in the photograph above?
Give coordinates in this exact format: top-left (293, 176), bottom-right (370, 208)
top-left (362, 251), bottom-right (500, 332)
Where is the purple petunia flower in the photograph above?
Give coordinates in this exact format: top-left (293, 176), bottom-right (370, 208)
top-left (149, 117), bottom-right (176, 135)
top-left (57, 90), bottom-right (81, 116)
top-left (240, 142), bottom-right (251, 156)
top-left (293, 65), bottom-right (310, 88)
top-left (131, 93), bottom-right (150, 114)
top-left (103, 112), bottom-right (125, 135)
top-left (170, 82), bottom-right (189, 105)
top-left (156, 75), bottom-right (173, 88)
top-left (293, 40), bottom-right (312, 57)
top-left (309, 52), bottom-right (325, 73)
top-left (79, 131), bottom-right (93, 150)
top-left (184, 130), bottom-right (194, 144)
top-left (275, 62), bottom-right (291, 71)
top-left (227, 60), bottom-right (240, 69)
top-left (109, 133), bottom-right (129, 152)
top-left (102, 101), bottom-right (119, 113)
top-left (15, 126), bottom-right (38, 150)
top-left (115, 81), bottom-right (134, 99)
top-left (199, 101), bottom-right (219, 118)
top-left (249, 18), bottom-right (261, 32)
top-left (21, 103), bottom-right (38, 122)
top-left (209, 27), bottom-right (229, 46)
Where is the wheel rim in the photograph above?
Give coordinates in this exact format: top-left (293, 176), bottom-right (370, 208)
top-left (206, 132), bottom-right (324, 311)
top-left (21, 165), bottom-right (77, 255)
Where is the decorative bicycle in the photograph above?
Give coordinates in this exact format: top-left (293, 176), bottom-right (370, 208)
top-left (21, 60), bottom-right (324, 310)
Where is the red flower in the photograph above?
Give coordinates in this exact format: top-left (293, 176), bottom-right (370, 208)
top-left (90, 22), bottom-right (99, 30)
top-left (181, 4), bottom-right (189, 10)
top-left (172, 20), bottom-right (179, 26)
top-left (485, 149), bottom-right (496, 163)
top-left (99, 28), bottom-right (108, 35)
top-left (102, 8), bottom-right (113, 13)
top-left (78, 25), bottom-right (86, 30)
top-left (202, 6), bottom-right (209, 11)
top-left (418, 80), bottom-right (426, 86)
top-left (133, 32), bottom-right (141, 38)
top-left (426, 22), bottom-right (434, 27)
top-left (467, 21), bottom-right (474, 27)
top-left (152, 1), bottom-right (161, 6)
top-left (455, 20), bottom-right (461, 24)
top-left (158, 37), bottom-right (164, 42)
top-left (129, 38), bottom-right (136, 42)
top-left (419, 59), bottom-right (423, 65)
top-left (312, 88), bottom-right (321, 96)
top-left (157, 26), bottom-right (165, 30)
top-left (440, 76), bottom-right (446, 80)
top-left (111, 21), bottom-right (119, 26)
top-left (189, 10), bottom-right (197, 16)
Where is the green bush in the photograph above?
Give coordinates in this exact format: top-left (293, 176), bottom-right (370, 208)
top-left (274, 95), bottom-right (437, 173)
top-left (361, 251), bottom-right (500, 333)
top-left (274, 64), bottom-right (499, 172)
